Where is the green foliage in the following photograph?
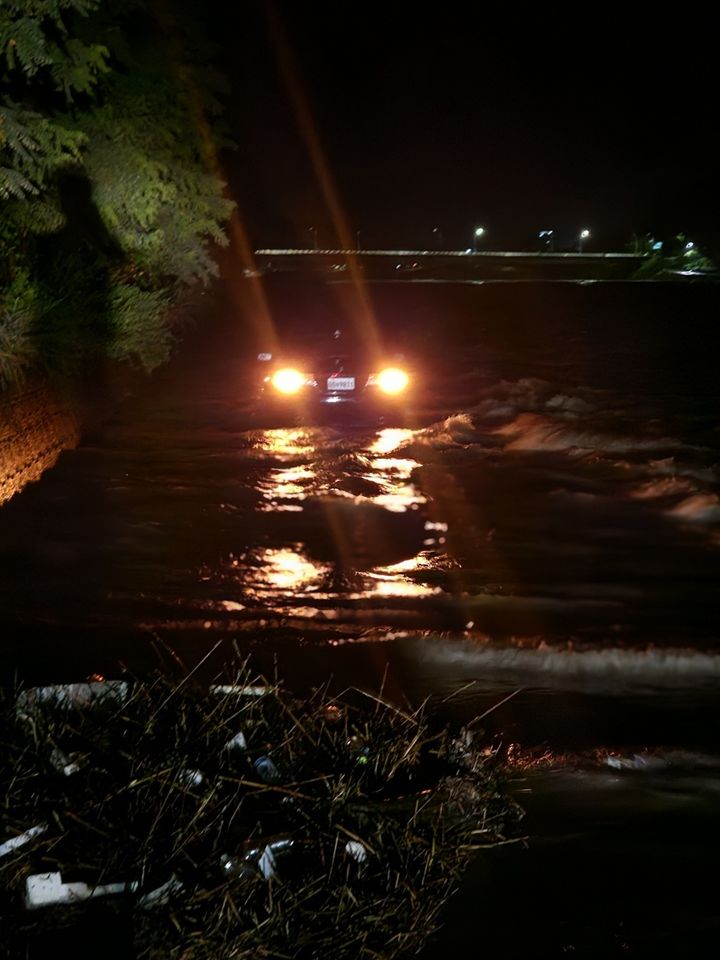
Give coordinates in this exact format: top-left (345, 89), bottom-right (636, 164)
top-left (106, 282), bottom-right (173, 370)
top-left (0, 1), bottom-right (106, 87)
top-left (629, 233), bottom-right (660, 257)
top-left (671, 233), bottom-right (715, 274)
top-left (47, 34), bottom-right (110, 100)
top-left (0, 101), bottom-right (86, 199)
top-left (1, 9), bottom-right (54, 77)
top-left (76, 16), bottom-right (234, 287)
top-left (86, 129), bottom-right (233, 285)
top-left (0, 1), bottom-right (106, 200)
top-left (5, 196), bottom-right (65, 235)
top-left (631, 254), bottom-right (666, 280)
top-left (631, 233), bottom-right (717, 280)
top-left (8, 251), bottom-right (109, 378)
top-left (0, 270), bottom-right (39, 388)
top-left (0, 0), bottom-right (233, 390)
top-left (0, 254), bottom-right (173, 388)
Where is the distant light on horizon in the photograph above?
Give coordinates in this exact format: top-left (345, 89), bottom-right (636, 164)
top-left (472, 226), bottom-right (486, 252)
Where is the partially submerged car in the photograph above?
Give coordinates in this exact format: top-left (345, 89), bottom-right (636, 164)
top-left (256, 337), bottom-right (414, 420)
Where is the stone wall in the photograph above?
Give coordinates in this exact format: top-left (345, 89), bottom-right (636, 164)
top-left (0, 381), bottom-right (81, 504)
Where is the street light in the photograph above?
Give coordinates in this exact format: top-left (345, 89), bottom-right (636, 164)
top-left (432, 226), bottom-right (443, 249)
top-left (473, 226), bottom-right (486, 252)
top-left (577, 228), bottom-right (590, 253)
top-left (538, 229), bottom-right (555, 252)
top-left (308, 226), bottom-right (318, 251)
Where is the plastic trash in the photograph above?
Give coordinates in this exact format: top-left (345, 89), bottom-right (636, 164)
top-left (449, 727), bottom-right (476, 763)
top-left (605, 756), bottom-right (627, 770)
top-left (211, 684), bottom-right (269, 698)
top-left (605, 753), bottom-right (661, 771)
top-left (344, 840), bottom-right (367, 863)
top-left (224, 731), bottom-right (247, 752)
top-left (346, 737), bottom-right (371, 765)
top-left (25, 872), bottom-right (138, 910)
top-left (16, 681), bottom-right (129, 718)
top-left (0, 825), bottom-right (47, 859)
top-left (49, 747), bottom-right (83, 777)
top-left (137, 875), bottom-right (183, 908)
top-left (220, 855), bottom-right (259, 881)
top-left (178, 769), bottom-right (205, 787)
top-left (221, 838), bottom-right (296, 882)
top-left (322, 704), bottom-right (344, 723)
top-left (258, 838), bottom-right (294, 879)
top-left (253, 756), bottom-right (281, 783)
top-left (258, 845), bottom-right (278, 879)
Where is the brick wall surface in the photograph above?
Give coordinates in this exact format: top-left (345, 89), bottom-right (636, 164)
top-left (0, 382), bottom-right (81, 504)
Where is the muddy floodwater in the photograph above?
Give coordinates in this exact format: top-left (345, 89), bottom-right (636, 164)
top-left (1, 279), bottom-right (719, 957)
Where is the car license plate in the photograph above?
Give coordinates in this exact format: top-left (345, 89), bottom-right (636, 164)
top-left (327, 377), bottom-right (355, 391)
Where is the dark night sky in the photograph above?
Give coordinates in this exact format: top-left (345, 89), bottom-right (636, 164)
top-left (213, 2), bottom-right (718, 252)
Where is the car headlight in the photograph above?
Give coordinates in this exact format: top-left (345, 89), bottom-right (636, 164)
top-left (271, 368), bottom-right (305, 394)
top-left (376, 367), bottom-right (409, 395)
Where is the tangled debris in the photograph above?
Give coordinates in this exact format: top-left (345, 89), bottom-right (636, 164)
top-left (0, 663), bottom-right (523, 959)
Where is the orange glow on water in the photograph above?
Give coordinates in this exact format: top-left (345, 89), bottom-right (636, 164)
top-left (368, 453), bottom-right (425, 513)
top-left (364, 578), bottom-right (440, 598)
top-left (264, 549), bottom-right (322, 590)
top-left (261, 465), bottom-right (315, 502)
top-left (370, 429), bottom-right (414, 455)
top-left (361, 554), bottom-right (442, 598)
top-left (247, 547), bottom-right (328, 595)
top-left (259, 429), bottom-right (316, 458)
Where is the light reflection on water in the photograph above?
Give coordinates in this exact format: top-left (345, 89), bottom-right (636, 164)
top-left (260, 464), bottom-right (316, 509)
top-left (234, 425), bottom-right (441, 605)
top-left (234, 548), bottom-right (444, 604)
top-left (362, 554), bottom-right (442, 598)
top-left (362, 577), bottom-right (440, 598)
top-left (234, 546), bottom-right (445, 607)
top-left (370, 485), bottom-right (426, 513)
top-left (257, 428), bottom-right (317, 458)
top-left (368, 431), bottom-right (426, 514)
top-left (245, 547), bottom-right (329, 596)
top-left (369, 428), bottom-right (414, 455)
top-left (255, 429), bottom-right (318, 511)
top-left (367, 456), bottom-right (425, 512)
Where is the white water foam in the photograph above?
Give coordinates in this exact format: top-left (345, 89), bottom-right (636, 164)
top-left (647, 456), bottom-right (719, 485)
top-left (492, 412), bottom-right (691, 455)
top-left (409, 636), bottom-right (720, 692)
top-left (413, 413), bottom-right (482, 448)
top-left (668, 492), bottom-right (720, 523)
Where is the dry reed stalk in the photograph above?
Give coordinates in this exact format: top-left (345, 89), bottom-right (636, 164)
top-left (0, 662), bottom-right (523, 959)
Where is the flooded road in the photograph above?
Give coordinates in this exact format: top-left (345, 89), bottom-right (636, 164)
top-left (1, 278), bottom-right (719, 955)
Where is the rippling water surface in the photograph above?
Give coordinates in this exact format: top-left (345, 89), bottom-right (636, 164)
top-left (1, 279), bottom-right (719, 956)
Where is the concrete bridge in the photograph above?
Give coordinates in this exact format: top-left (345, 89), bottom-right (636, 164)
top-left (253, 249), bottom-right (647, 282)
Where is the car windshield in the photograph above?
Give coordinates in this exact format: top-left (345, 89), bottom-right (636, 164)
top-left (270, 342), bottom-right (406, 372)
